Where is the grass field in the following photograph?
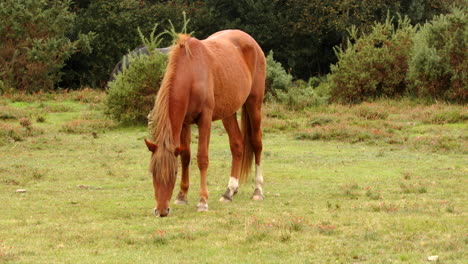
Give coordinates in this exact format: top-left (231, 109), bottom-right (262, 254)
top-left (0, 92), bottom-right (466, 263)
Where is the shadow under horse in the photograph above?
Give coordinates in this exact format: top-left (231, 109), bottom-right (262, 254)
top-left (145, 30), bottom-right (266, 217)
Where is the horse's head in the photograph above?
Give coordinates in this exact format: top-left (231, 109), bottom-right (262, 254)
top-left (145, 139), bottom-right (179, 217)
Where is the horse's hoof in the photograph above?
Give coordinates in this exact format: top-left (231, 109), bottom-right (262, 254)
top-left (174, 199), bottom-right (188, 205)
top-left (219, 196), bottom-right (232, 202)
top-left (219, 188), bottom-right (233, 202)
top-left (252, 188), bottom-right (264, 201)
top-left (253, 195), bottom-right (264, 201)
top-left (196, 203), bottom-right (209, 212)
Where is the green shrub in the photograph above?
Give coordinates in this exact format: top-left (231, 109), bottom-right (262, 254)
top-left (105, 51), bottom-right (167, 123)
top-left (407, 7), bottom-right (467, 102)
top-left (329, 16), bottom-right (416, 103)
top-left (275, 76), bottom-right (331, 111)
top-left (104, 23), bottom-right (168, 124)
top-left (265, 51), bottom-right (293, 100)
top-left (0, 0), bottom-right (94, 92)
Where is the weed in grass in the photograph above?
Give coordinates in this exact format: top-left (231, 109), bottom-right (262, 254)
top-left (353, 103), bottom-right (389, 120)
top-left (152, 236), bottom-right (168, 246)
top-left (295, 131), bottom-right (321, 140)
top-left (42, 103), bottom-right (76, 113)
top-left (366, 188), bottom-right (382, 200)
top-left (316, 222), bottom-right (336, 235)
top-left (309, 115), bottom-right (335, 126)
top-left (0, 122), bottom-right (42, 144)
top-left (418, 186), bottom-right (428, 193)
top-left (415, 107), bottom-right (468, 125)
top-left (246, 230), bottom-right (270, 243)
top-left (376, 149), bottom-right (385, 157)
top-left (279, 230), bottom-right (292, 242)
top-left (266, 110), bottom-right (287, 119)
top-left (446, 204), bottom-right (455, 213)
top-left (399, 182), bottom-right (429, 194)
top-left (411, 135), bottom-right (465, 153)
top-left (371, 202), bottom-right (399, 213)
top-left (342, 183), bottom-right (360, 199)
top-left (363, 229), bottom-right (378, 241)
top-left (36, 115), bottom-right (46, 123)
top-left (31, 168), bottom-right (45, 180)
top-left (19, 117), bottom-right (32, 128)
top-left (60, 119), bottom-right (115, 134)
top-left (71, 88), bottom-right (106, 104)
top-left (0, 105), bottom-right (25, 120)
top-left (402, 172), bottom-right (412, 180)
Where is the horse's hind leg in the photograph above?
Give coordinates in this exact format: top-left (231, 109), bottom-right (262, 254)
top-left (246, 95), bottom-right (264, 200)
top-left (219, 113), bottom-right (243, 202)
top-left (175, 124), bottom-right (191, 205)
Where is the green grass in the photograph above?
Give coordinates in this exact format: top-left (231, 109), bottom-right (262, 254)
top-left (0, 94), bottom-right (466, 263)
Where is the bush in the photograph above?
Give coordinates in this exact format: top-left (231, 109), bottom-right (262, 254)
top-left (265, 51), bottom-right (293, 100)
top-left (329, 16), bottom-right (416, 103)
top-left (276, 78), bottom-right (330, 111)
top-left (104, 24), bottom-right (168, 124)
top-left (407, 7), bottom-right (467, 102)
top-left (0, 0), bottom-right (94, 92)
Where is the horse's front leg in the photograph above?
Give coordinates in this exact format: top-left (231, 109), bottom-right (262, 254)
top-left (196, 112), bottom-right (212, 212)
top-left (175, 124), bottom-right (191, 205)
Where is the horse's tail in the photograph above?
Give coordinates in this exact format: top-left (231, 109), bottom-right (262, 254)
top-left (240, 105), bottom-right (254, 183)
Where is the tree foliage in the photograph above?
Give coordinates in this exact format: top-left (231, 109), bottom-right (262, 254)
top-left (0, 0), bottom-right (94, 93)
top-left (62, 0), bottom-right (189, 88)
top-left (189, 0), bottom-right (456, 80)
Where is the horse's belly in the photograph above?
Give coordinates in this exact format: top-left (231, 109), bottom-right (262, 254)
top-left (212, 77), bottom-right (251, 120)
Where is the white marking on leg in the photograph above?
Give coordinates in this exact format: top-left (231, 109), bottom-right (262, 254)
top-left (227, 176), bottom-right (239, 196)
top-left (197, 201), bottom-right (209, 212)
top-left (219, 176), bottom-right (239, 202)
top-left (253, 165), bottom-right (264, 200)
top-left (255, 165), bottom-right (263, 193)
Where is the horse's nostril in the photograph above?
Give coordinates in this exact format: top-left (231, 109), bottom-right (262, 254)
top-left (156, 208), bottom-right (171, 217)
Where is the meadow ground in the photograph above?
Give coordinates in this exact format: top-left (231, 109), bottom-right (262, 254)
top-left (0, 91), bottom-right (466, 263)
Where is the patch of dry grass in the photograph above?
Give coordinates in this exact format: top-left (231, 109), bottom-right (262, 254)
top-left (263, 100), bottom-right (467, 153)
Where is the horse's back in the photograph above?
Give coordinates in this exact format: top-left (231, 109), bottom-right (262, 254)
top-left (202, 30), bottom-right (265, 120)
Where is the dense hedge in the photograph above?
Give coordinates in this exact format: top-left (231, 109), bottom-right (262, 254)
top-left (407, 7), bottom-right (467, 102)
top-left (329, 16), bottom-right (416, 103)
top-left (327, 7), bottom-right (467, 104)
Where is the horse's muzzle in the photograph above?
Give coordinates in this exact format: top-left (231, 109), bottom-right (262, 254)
top-left (153, 208), bottom-right (171, 217)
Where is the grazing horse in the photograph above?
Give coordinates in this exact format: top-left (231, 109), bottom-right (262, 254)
top-left (144, 29), bottom-right (266, 217)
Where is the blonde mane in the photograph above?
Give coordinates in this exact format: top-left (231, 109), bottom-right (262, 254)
top-left (148, 34), bottom-right (192, 183)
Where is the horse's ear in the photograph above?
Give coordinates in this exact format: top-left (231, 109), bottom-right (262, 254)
top-left (174, 146), bottom-right (184, 157)
top-left (144, 139), bottom-right (157, 152)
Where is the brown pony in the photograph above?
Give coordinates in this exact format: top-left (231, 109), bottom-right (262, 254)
top-left (145, 30), bottom-right (265, 217)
